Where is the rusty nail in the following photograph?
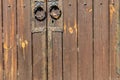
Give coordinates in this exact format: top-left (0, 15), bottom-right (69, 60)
top-left (112, 2), bottom-right (115, 5)
top-left (84, 3), bottom-right (87, 6)
top-left (69, 3), bottom-right (72, 6)
top-left (23, 4), bottom-right (26, 8)
top-left (8, 5), bottom-right (11, 8)
top-left (100, 3), bottom-right (103, 5)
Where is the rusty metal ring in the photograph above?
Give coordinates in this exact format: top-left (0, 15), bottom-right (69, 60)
top-left (34, 6), bottom-right (46, 21)
top-left (49, 5), bottom-right (62, 20)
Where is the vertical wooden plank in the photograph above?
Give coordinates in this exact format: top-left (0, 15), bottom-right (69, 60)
top-left (0, 0), bottom-right (3, 79)
top-left (17, 0), bottom-right (32, 80)
top-left (3, 0), bottom-right (17, 80)
top-left (52, 32), bottom-right (62, 80)
top-left (47, 0), bottom-right (63, 80)
top-left (78, 0), bottom-right (93, 80)
top-left (94, 0), bottom-right (109, 80)
top-left (63, 0), bottom-right (78, 80)
top-left (110, 0), bottom-right (120, 79)
top-left (33, 33), bottom-right (47, 80)
top-left (32, 0), bottom-right (47, 80)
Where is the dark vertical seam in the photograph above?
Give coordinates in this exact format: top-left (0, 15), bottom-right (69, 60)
top-left (46, 0), bottom-right (48, 80)
top-left (16, 0), bottom-right (18, 80)
top-left (108, 0), bottom-right (111, 80)
top-left (92, 0), bottom-right (94, 80)
top-left (62, 0), bottom-right (64, 80)
top-left (29, 0), bottom-right (34, 80)
top-left (1, 0), bottom-right (4, 80)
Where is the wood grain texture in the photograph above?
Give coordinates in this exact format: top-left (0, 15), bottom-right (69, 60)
top-left (63, 0), bottom-right (78, 80)
top-left (0, 0), bottom-right (3, 80)
top-left (47, 0), bottom-right (63, 80)
top-left (110, 0), bottom-right (120, 79)
top-left (78, 0), bottom-right (93, 80)
top-left (33, 33), bottom-right (47, 80)
top-left (3, 0), bottom-right (17, 80)
top-left (17, 0), bottom-right (32, 80)
top-left (52, 32), bottom-right (62, 80)
top-left (32, 0), bottom-right (47, 80)
top-left (94, 0), bottom-right (109, 80)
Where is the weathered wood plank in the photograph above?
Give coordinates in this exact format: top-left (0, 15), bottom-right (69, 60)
top-left (0, 0), bottom-right (3, 80)
top-left (52, 32), bottom-right (62, 80)
top-left (78, 0), bottom-right (93, 80)
top-left (32, 0), bottom-right (47, 80)
top-left (17, 0), bottom-right (32, 80)
top-left (110, 0), bottom-right (120, 79)
top-left (94, 0), bottom-right (109, 80)
top-left (47, 0), bottom-right (63, 80)
top-left (3, 0), bottom-right (17, 80)
top-left (33, 33), bottom-right (47, 80)
top-left (63, 0), bottom-right (78, 80)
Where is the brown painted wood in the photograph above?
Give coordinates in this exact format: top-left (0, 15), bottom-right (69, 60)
top-left (17, 0), bottom-right (32, 80)
top-left (63, 0), bottom-right (78, 80)
top-left (47, 0), bottom-right (63, 80)
top-left (110, 0), bottom-right (120, 79)
top-left (94, 0), bottom-right (109, 80)
top-left (0, 0), bottom-right (3, 80)
top-left (78, 0), bottom-right (93, 80)
top-left (32, 0), bottom-right (47, 80)
top-left (49, 32), bottom-right (62, 80)
top-left (3, 0), bottom-right (17, 80)
top-left (33, 33), bottom-right (47, 80)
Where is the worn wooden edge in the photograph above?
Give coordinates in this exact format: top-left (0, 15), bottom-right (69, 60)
top-left (0, 0), bottom-right (3, 79)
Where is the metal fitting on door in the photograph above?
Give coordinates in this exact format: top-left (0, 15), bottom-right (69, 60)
top-left (34, 1), bottom-right (47, 21)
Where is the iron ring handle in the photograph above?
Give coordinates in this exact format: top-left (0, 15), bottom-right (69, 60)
top-left (34, 6), bottom-right (47, 21)
top-left (49, 5), bottom-right (62, 20)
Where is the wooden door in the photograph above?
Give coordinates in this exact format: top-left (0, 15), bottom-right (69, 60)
top-left (0, 0), bottom-right (120, 80)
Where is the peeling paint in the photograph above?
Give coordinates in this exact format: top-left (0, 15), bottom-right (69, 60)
top-left (110, 4), bottom-right (115, 22)
top-left (19, 39), bottom-right (28, 49)
top-left (21, 42), bottom-right (26, 49)
top-left (19, 38), bottom-right (29, 59)
top-left (74, 21), bottom-right (77, 34)
top-left (68, 27), bottom-right (73, 34)
top-left (64, 24), bottom-right (67, 33)
top-left (86, 8), bottom-right (92, 13)
top-left (4, 43), bottom-right (14, 50)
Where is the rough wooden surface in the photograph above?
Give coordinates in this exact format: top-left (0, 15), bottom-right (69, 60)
top-left (3, 0), bottom-right (17, 80)
top-left (94, 0), bottom-right (109, 80)
top-left (110, 0), bottom-right (120, 79)
top-left (47, 0), bottom-right (63, 80)
top-left (78, 0), bottom-right (93, 80)
top-left (63, 0), bottom-right (78, 80)
top-left (17, 0), bottom-right (32, 80)
top-left (0, 0), bottom-right (120, 80)
top-left (32, 0), bottom-right (47, 80)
